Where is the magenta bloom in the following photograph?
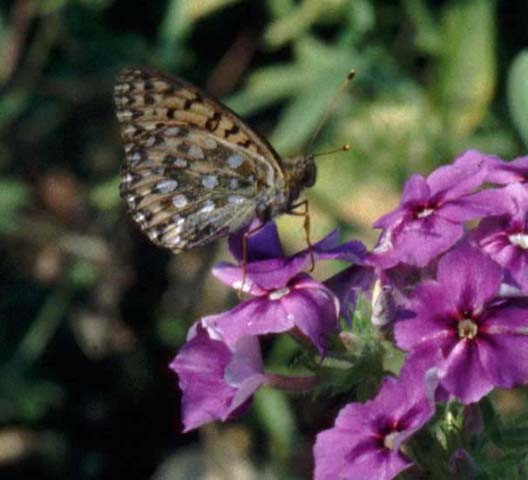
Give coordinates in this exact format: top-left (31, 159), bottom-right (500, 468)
top-left (208, 222), bottom-right (365, 354)
top-left (485, 155), bottom-right (528, 185)
top-left (170, 324), bottom-right (268, 432)
top-left (218, 221), bottom-right (366, 294)
top-left (205, 274), bottom-right (339, 355)
top-left (370, 150), bottom-right (501, 268)
top-left (472, 183), bottom-right (528, 291)
top-left (395, 244), bottom-right (528, 404)
top-left (313, 359), bottom-right (434, 480)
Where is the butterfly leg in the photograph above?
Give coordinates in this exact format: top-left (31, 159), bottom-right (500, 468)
top-left (289, 200), bottom-right (314, 272)
top-left (238, 222), bottom-right (265, 298)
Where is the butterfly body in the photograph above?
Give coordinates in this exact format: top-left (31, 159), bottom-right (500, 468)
top-left (114, 67), bottom-right (315, 251)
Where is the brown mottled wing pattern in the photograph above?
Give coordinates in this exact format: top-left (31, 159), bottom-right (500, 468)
top-left (114, 67), bottom-right (287, 251)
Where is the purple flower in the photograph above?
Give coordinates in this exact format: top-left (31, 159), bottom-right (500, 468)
top-left (218, 221), bottom-right (366, 294)
top-left (395, 244), bottom-right (528, 404)
top-left (313, 358), bottom-right (434, 480)
top-left (204, 273), bottom-right (339, 355)
top-left (472, 183), bottom-right (528, 291)
top-left (209, 222), bottom-right (366, 354)
top-left (485, 155), bottom-right (528, 185)
top-left (170, 323), bottom-right (268, 432)
top-left (370, 150), bottom-right (501, 268)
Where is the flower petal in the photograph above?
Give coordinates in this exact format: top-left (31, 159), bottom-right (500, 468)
top-left (228, 220), bottom-right (283, 262)
top-left (373, 207), bottom-right (406, 230)
top-left (388, 216), bottom-right (463, 267)
top-left (224, 335), bottom-right (265, 385)
top-left (216, 229), bottom-right (363, 292)
top-left (485, 155), bottom-right (528, 184)
top-left (475, 303), bottom-right (528, 388)
top-left (203, 275), bottom-right (338, 353)
top-left (436, 244), bottom-right (503, 309)
top-left (170, 325), bottom-right (238, 431)
top-left (314, 367), bottom-right (433, 480)
top-left (477, 331), bottom-right (528, 389)
top-left (439, 188), bottom-right (512, 222)
top-left (202, 298), bottom-right (296, 348)
top-left (281, 276), bottom-right (340, 354)
top-left (401, 174), bottom-right (430, 205)
top-left (438, 340), bottom-right (494, 404)
top-left (211, 261), bottom-right (268, 295)
top-left (427, 150), bottom-right (490, 201)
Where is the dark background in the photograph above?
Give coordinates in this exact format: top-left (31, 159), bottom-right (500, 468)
top-left (1, 0), bottom-right (528, 478)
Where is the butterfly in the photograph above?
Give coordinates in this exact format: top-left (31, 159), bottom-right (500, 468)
top-left (113, 67), bottom-right (317, 253)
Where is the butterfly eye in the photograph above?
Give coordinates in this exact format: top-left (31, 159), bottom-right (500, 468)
top-left (303, 163), bottom-right (317, 188)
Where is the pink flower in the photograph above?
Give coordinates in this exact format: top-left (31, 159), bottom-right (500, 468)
top-left (210, 222), bottom-right (366, 354)
top-left (170, 324), bottom-right (268, 431)
top-left (472, 183), bottom-right (528, 291)
top-left (314, 359), bottom-right (434, 480)
top-left (370, 150), bottom-right (502, 268)
top-left (395, 244), bottom-right (528, 403)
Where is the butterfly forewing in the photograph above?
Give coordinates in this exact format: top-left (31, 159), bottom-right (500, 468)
top-left (114, 67), bottom-right (308, 251)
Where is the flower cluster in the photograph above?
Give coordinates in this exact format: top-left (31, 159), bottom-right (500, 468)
top-left (170, 150), bottom-right (528, 478)
top-left (171, 221), bottom-right (368, 431)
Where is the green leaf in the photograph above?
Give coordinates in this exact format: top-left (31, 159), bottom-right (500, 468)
top-left (254, 388), bottom-right (296, 460)
top-left (230, 37), bottom-right (359, 153)
top-left (437, 0), bottom-right (496, 137)
top-left (0, 373), bottom-right (63, 423)
top-left (508, 50), bottom-right (528, 148)
top-left (38, 0), bottom-right (69, 15)
top-left (264, 0), bottom-right (352, 48)
top-left (404, 0), bottom-right (441, 54)
top-left (89, 175), bottom-right (120, 211)
top-left (267, 0), bottom-right (295, 19)
top-left (68, 259), bottom-right (100, 288)
top-left (270, 77), bottom-right (337, 152)
top-left (0, 89), bottom-right (30, 129)
top-left (158, 0), bottom-right (244, 56)
top-left (0, 178), bottom-right (30, 233)
top-left (0, 9), bottom-right (6, 57)
top-left (264, 0), bottom-right (323, 49)
top-left (225, 65), bottom-right (308, 115)
top-left (345, 0), bottom-right (375, 37)
top-left (186, 0), bottom-right (243, 20)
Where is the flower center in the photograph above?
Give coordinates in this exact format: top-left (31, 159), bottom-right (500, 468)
top-left (458, 319), bottom-right (478, 339)
top-left (416, 207), bottom-right (434, 218)
top-left (268, 287), bottom-right (290, 301)
top-left (384, 432), bottom-right (398, 450)
top-left (508, 232), bottom-right (528, 250)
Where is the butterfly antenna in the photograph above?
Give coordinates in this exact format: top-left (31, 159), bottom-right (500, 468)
top-left (307, 69), bottom-right (356, 149)
top-left (313, 144), bottom-right (350, 159)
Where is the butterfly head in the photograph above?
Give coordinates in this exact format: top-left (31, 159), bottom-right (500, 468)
top-left (285, 154), bottom-right (317, 201)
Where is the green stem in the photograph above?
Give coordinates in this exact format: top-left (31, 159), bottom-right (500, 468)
top-left (11, 287), bottom-right (70, 370)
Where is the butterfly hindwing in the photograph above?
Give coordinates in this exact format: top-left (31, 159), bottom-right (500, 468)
top-left (114, 67), bottom-right (289, 251)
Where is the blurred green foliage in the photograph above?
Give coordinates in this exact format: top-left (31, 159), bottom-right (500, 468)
top-left (1, 0), bottom-right (528, 479)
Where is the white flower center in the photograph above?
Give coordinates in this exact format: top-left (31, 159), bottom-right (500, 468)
top-left (458, 319), bottom-right (478, 339)
top-left (417, 207), bottom-right (434, 218)
top-left (373, 232), bottom-right (393, 254)
top-left (508, 232), bottom-right (528, 249)
top-left (268, 287), bottom-right (290, 301)
top-left (384, 432), bottom-right (398, 450)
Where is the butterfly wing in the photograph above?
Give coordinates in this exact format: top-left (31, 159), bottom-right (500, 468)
top-left (114, 67), bottom-right (287, 251)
